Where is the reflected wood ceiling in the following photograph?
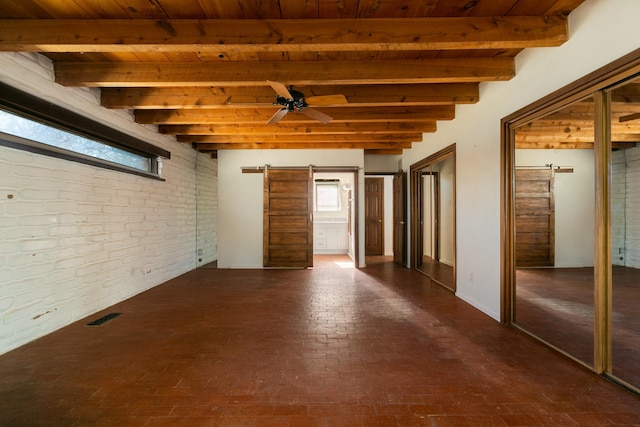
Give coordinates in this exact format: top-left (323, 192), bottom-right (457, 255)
top-left (515, 81), bottom-right (640, 150)
top-left (0, 0), bottom-right (590, 154)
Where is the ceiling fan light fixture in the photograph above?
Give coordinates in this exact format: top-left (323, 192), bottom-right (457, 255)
top-left (265, 80), bottom-right (344, 125)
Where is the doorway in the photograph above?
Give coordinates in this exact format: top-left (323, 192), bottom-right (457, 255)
top-left (260, 166), bottom-right (360, 268)
top-left (365, 177), bottom-right (384, 256)
top-left (410, 145), bottom-right (456, 291)
top-left (363, 173), bottom-right (407, 265)
top-left (313, 171), bottom-right (355, 259)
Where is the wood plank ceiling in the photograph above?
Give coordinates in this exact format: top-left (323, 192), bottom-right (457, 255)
top-left (0, 0), bottom-right (596, 155)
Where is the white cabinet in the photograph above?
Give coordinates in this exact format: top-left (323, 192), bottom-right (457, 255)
top-left (314, 221), bottom-right (348, 254)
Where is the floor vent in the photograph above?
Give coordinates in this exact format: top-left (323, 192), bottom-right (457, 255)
top-left (87, 312), bottom-right (122, 326)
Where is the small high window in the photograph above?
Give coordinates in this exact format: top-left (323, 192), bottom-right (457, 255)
top-left (315, 180), bottom-right (340, 211)
top-left (0, 82), bottom-right (170, 179)
top-left (0, 110), bottom-right (151, 172)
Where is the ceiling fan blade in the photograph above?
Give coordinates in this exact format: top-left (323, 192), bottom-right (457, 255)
top-left (267, 108), bottom-right (289, 125)
top-left (301, 107), bottom-right (333, 124)
top-left (619, 112), bottom-right (640, 122)
top-left (305, 94), bottom-right (348, 106)
top-left (266, 80), bottom-right (293, 100)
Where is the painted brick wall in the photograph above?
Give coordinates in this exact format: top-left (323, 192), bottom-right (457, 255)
top-left (196, 154), bottom-right (218, 266)
top-left (611, 150), bottom-right (626, 266)
top-left (0, 52), bottom-right (216, 354)
top-left (611, 147), bottom-right (640, 269)
top-left (622, 147), bottom-right (640, 269)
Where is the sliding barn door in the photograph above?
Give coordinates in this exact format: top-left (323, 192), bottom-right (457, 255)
top-left (264, 168), bottom-right (313, 268)
top-left (515, 168), bottom-right (555, 267)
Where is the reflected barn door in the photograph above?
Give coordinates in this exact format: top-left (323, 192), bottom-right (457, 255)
top-left (263, 168), bottom-right (314, 268)
top-left (515, 168), bottom-right (555, 267)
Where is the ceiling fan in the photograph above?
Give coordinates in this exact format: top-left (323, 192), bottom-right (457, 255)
top-left (266, 80), bottom-right (347, 125)
top-left (619, 112), bottom-right (640, 123)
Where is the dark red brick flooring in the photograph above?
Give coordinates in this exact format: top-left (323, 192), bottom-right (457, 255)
top-left (516, 266), bottom-right (640, 388)
top-left (1, 256), bottom-right (639, 426)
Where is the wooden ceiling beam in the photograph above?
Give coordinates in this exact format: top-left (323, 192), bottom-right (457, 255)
top-left (178, 133), bottom-right (423, 143)
top-left (55, 58), bottom-right (515, 87)
top-left (135, 106), bottom-right (455, 124)
top-left (364, 149), bottom-right (404, 155)
top-left (611, 83), bottom-right (640, 103)
top-left (516, 142), bottom-right (638, 149)
top-left (516, 129), bottom-right (640, 143)
top-left (101, 83), bottom-right (479, 109)
top-left (516, 133), bottom-right (640, 144)
top-left (0, 17), bottom-right (567, 53)
top-left (159, 122), bottom-right (437, 135)
top-left (192, 141), bottom-right (412, 150)
top-left (517, 123), bottom-right (640, 135)
top-left (538, 103), bottom-right (640, 121)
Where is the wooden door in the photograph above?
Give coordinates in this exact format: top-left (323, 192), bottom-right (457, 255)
top-left (393, 172), bottom-right (407, 265)
top-left (365, 177), bottom-right (384, 256)
top-left (515, 168), bottom-right (555, 267)
top-left (264, 168), bottom-right (313, 268)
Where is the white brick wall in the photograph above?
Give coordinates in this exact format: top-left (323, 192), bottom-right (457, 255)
top-left (622, 147), bottom-right (640, 268)
top-left (0, 52), bottom-right (217, 354)
top-left (611, 147), bottom-right (640, 269)
top-left (196, 154), bottom-right (218, 266)
top-left (611, 150), bottom-right (626, 266)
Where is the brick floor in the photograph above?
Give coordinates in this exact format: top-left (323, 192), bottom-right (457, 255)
top-left (1, 255), bottom-right (639, 426)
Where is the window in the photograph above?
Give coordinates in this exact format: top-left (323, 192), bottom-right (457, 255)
top-left (0, 82), bottom-right (170, 179)
top-left (0, 110), bottom-right (151, 172)
top-left (315, 180), bottom-right (340, 211)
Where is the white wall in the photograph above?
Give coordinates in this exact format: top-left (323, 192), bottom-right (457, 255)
top-left (423, 174), bottom-right (434, 257)
top-left (364, 154), bottom-right (402, 173)
top-left (218, 149), bottom-right (365, 268)
top-left (437, 156), bottom-right (455, 266)
top-left (0, 52), bottom-right (212, 355)
top-left (402, 0), bottom-right (640, 320)
top-left (383, 176), bottom-right (394, 256)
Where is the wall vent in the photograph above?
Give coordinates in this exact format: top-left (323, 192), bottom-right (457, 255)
top-left (86, 312), bottom-right (122, 326)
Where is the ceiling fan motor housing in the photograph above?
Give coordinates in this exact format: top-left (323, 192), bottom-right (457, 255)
top-left (275, 88), bottom-right (308, 111)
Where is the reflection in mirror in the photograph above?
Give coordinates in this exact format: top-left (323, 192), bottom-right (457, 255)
top-left (417, 154), bottom-right (455, 290)
top-left (609, 75), bottom-right (640, 389)
top-left (514, 96), bottom-right (595, 367)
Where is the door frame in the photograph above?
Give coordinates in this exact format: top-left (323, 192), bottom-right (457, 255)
top-left (245, 165), bottom-right (361, 267)
top-left (364, 177), bottom-right (385, 256)
top-left (364, 172), bottom-right (408, 265)
top-left (393, 171), bottom-right (408, 266)
top-left (501, 49), bottom-right (640, 388)
top-left (410, 144), bottom-right (456, 290)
